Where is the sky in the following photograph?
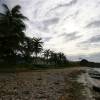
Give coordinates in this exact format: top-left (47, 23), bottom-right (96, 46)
top-left (0, 0), bottom-right (100, 62)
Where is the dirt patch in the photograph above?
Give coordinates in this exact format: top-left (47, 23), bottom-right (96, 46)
top-left (0, 67), bottom-right (91, 100)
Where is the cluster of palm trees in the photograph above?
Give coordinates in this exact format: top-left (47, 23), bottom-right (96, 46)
top-left (0, 4), bottom-right (68, 65)
top-left (43, 50), bottom-right (68, 65)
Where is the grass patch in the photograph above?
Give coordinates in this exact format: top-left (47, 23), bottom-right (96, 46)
top-left (0, 62), bottom-right (81, 72)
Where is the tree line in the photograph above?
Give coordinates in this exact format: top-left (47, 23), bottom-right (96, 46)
top-left (0, 4), bottom-right (68, 66)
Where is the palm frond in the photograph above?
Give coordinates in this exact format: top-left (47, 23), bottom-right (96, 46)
top-left (2, 4), bottom-right (10, 14)
top-left (12, 5), bottom-right (21, 14)
top-left (12, 5), bottom-right (28, 20)
top-left (2, 4), bottom-right (9, 10)
top-left (14, 13), bottom-right (28, 20)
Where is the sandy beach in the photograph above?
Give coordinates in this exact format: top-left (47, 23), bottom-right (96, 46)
top-left (0, 67), bottom-right (97, 100)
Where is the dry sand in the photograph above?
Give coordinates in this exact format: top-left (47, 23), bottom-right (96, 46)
top-left (0, 67), bottom-right (95, 100)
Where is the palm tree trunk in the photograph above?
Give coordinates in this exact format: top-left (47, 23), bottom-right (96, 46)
top-left (35, 53), bottom-right (38, 64)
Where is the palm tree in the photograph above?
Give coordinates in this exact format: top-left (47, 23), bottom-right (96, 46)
top-left (49, 51), bottom-right (68, 65)
top-left (0, 4), bottom-right (27, 38)
top-left (57, 52), bottom-right (67, 64)
top-left (21, 37), bottom-right (34, 63)
top-left (43, 49), bottom-right (51, 59)
top-left (43, 49), bottom-right (51, 64)
top-left (0, 4), bottom-right (27, 63)
top-left (32, 37), bottom-right (43, 58)
top-left (49, 51), bottom-right (58, 64)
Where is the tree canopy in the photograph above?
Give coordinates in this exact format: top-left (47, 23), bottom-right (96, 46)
top-left (0, 4), bottom-right (68, 66)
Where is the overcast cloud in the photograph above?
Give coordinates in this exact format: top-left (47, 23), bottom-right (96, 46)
top-left (0, 0), bottom-right (100, 62)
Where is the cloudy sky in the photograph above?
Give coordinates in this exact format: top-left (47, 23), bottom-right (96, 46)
top-left (0, 0), bottom-right (100, 62)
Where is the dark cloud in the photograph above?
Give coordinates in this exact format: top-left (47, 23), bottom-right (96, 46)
top-left (61, 32), bottom-right (81, 41)
top-left (43, 37), bottom-right (52, 42)
top-left (87, 35), bottom-right (100, 43)
top-left (86, 20), bottom-right (100, 28)
top-left (77, 35), bottom-right (100, 50)
top-left (33, 0), bottom-right (47, 18)
top-left (81, 35), bottom-right (100, 44)
top-left (49, 0), bottom-right (78, 12)
top-left (55, 0), bottom-right (77, 7)
top-left (43, 17), bottom-right (59, 26)
top-left (30, 17), bottom-right (59, 32)
top-left (63, 10), bottom-right (79, 21)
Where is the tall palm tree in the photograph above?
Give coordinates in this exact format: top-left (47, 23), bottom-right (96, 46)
top-left (57, 52), bottom-right (66, 64)
top-left (43, 49), bottom-right (51, 59)
top-left (49, 51), bottom-right (68, 65)
top-left (0, 4), bottom-right (27, 63)
top-left (21, 37), bottom-right (34, 63)
top-left (49, 51), bottom-right (58, 64)
top-left (32, 37), bottom-right (43, 58)
top-left (43, 49), bottom-right (51, 64)
top-left (0, 4), bottom-right (27, 38)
